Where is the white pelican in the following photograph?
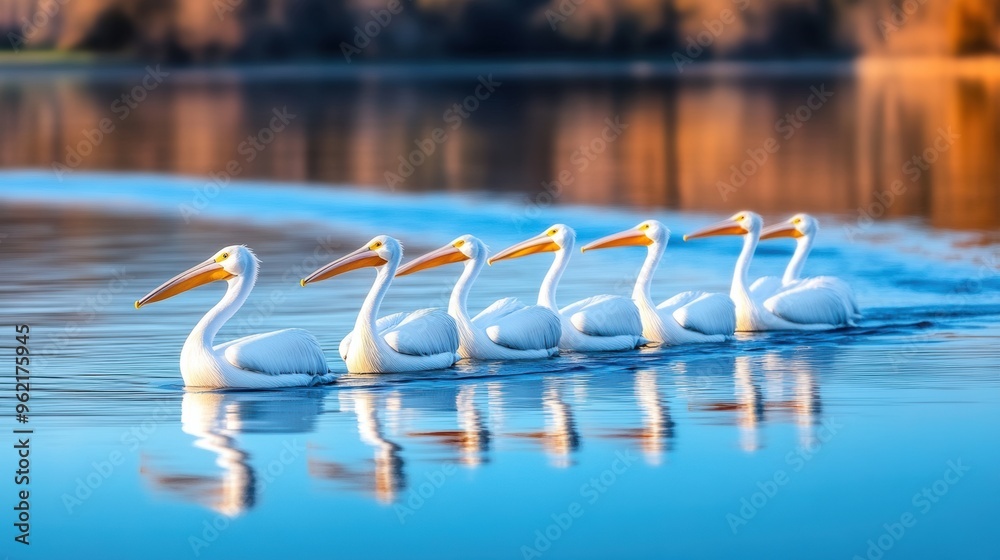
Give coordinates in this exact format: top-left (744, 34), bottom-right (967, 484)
top-left (684, 212), bottom-right (854, 331)
top-left (300, 236), bottom-right (460, 374)
top-left (488, 224), bottom-right (645, 351)
top-left (135, 245), bottom-right (333, 388)
top-left (758, 213), bottom-right (861, 320)
top-left (580, 220), bottom-right (736, 344)
top-left (395, 235), bottom-right (561, 360)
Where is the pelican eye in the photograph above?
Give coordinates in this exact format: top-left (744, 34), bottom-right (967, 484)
top-left (546, 229), bottom-right (557, 236)
top-left (370, 241), bottom-right (383, 250)
top-left (215, 252), bottom-right (229, 263)
top-left (454, 239), bottom-right (466, 248)
top-left (793, 218), bottom-right (802, 224)
top-left (639, 223), bottom-right (650, 230)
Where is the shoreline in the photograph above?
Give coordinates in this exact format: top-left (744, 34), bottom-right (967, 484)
top-left (2, 56), bottom-right (1000, 82)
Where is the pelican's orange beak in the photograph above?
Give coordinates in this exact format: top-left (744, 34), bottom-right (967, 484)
top-left (760, 222), bottom-right (803, 240)
top-left (488, 233), bottom-right (560, 265)
top-left (396, 243), bottom-right (468, 277)
top-left (683, 218), bottom-right (747, 241)
top-left (135, 258), bottom-right (234, 309)
top-left (580, 229), bottom-right (652, 252)
top-left (301, 247), bottom-right (388, 286)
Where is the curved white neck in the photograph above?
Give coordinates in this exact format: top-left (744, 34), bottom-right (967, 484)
top-left (633, 241), bottom-right (664, 311)
top-left (732, 230), bottom-right (760, 300)
top-left (450, 254), bottom-right (485, 329)
top-left (539, 242), bottom-right (572, 311)
top-left (188, 267), bottom-right (255, 352)
top-left (783, 234), bottom-right (813, 284)
top-left (356, 256), bottom-right (398, 353)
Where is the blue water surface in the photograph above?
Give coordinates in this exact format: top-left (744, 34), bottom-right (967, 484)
top-left (1, 173), bottom-right (998, 560)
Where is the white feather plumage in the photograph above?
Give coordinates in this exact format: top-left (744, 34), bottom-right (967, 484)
top-left (709, 212), bottom-right (856, 331)
top-left (586, 221), bottom-right (736, 344)
top-left (763, 213), bottom-right (861, 320)
top-left (137, 245), bottom-right (335, 388)
top-left (309, 236), bottom-right (460, 374)
top-left (492, 225), bottom-right (645, 351)
top-left (413, 235), bottom-right (562, 360)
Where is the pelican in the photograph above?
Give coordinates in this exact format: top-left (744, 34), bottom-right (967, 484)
top-left (135, 245), bottom-right (333, 388)
top-left (580, 220), bottom-right (736, 344)
top-left (758, 213), bottom-right (861, 320)
top-left (488, 224), bottom-right (645, 351)
top-left (684, 212), bottom-right (854, 331)
top-left (301, 236), bottom-right (460, 374)
top-left (395, 235), bottom-right (561, 360)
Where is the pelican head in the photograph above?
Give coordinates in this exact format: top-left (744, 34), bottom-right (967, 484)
top-left (488, 224), bottom-right (575, 265)
top-left (683, 211), bottom-right (762, 241)
top-left (395, 235), bottom-right (485, 277)
top-left (580, 220), bottom-right (667, 253)
top-left (301, 236), bottom-right (399, 286)
top-left (760, 213), bottom-right (817, 240)
top-left (135, 245), bottom-right (255, 309)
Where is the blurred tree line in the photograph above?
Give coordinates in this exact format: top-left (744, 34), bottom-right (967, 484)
top-left (2, 0), bottom-right (998, 61)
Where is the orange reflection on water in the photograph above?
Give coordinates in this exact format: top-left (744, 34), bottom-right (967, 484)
top-left (2, 64), bottom-right (997, 232)
top-left (141, 390), bottom-right (324, 517)
top-left (594, 371), bottom-right (675, 465)
top-left (509, 384), bottom-right (581, 469)
top-left (309, 391), bottom-right (405, 504)
top-left (408, 385), bottom-right (491, 467)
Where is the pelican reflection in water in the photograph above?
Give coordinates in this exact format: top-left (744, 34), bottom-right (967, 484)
top-left (687, 353), bottom-right (822, 452)
top-left (141, 389), bottom-right (323, 516)
top-left (510, 382), bottom-right (581, 468)
top-left (681, 354), bottom-right (764, 451)
top-left (409, 385), bottom-right (491, 467)
top-left (308, 391), bottom-right (405, 503)
top-left (734, 356), bottom-right (766, 452)
top-left (760, 353), bottom-right (823, 448)
top-left (596, 370), bottom-right (675, 466)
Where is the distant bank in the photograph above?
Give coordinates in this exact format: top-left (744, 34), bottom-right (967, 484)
top-left (1, 56), bottom-right (999, 82)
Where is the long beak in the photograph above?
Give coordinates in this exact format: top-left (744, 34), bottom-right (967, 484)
top-left (301, 247), bottom-right (387, 286)
top-left (488, 234), bottom-right (560, 265)
top-left (396, 245), bottom-right (468, 277)
top-left (683, 219), bottom-right (747, 241)
top-left (760, 222), bottom-right (803, 240)
top-left (580, 229), bottom-right (651, 253)
top-left (135, 258), bottom-right (234, 309)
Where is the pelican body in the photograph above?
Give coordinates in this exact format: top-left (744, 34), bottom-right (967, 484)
top-left (758, 213), bottom-right (861, 321)
top-left (396, 235), bottom-right (561, 360)
top-left (685, 212), bottom-right (855, 331)
top-left (489, 224), bottom-right (645, 351)
top-left (135, 245), bottom-right (333, 388)
top-left (301, 236), bottom-right (460, 374)
top-left (582, 220), bottom-right (736, 344)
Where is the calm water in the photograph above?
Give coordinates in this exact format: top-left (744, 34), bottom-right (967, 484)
top-left (1, 65), bottom-right (999, 559)
top-left (1, 62), bottom-right (999, 233)
top-left (0, 171), bottom-right (998, 559)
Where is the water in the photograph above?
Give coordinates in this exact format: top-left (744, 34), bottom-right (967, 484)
top-left (1, 66), bottom-right (999, 559)
top-left (1, 62), bottom-right (999, 232)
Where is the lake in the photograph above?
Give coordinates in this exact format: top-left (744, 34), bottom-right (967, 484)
top-left (0, 64), bottom-right (998, 559)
